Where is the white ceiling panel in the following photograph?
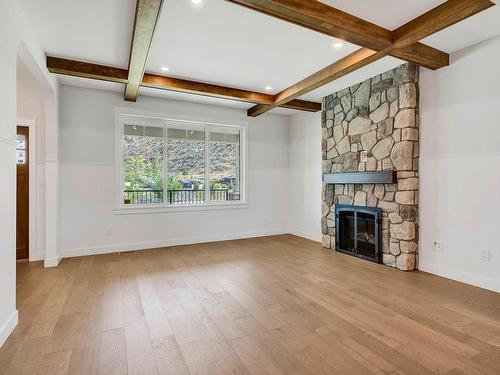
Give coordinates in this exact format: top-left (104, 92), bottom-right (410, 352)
top-left (20, 0), bottom-right (136, 67)
top-left (421, 4), bottom-right (500, 53)
top-left (58, 76), bottom-right (124, 93)
top-left (319, 0), bottom-right (446, 30)
top-left (146, 0), bottom-right (359, 95)
top-left (138, 87), bottom-right (298, 115)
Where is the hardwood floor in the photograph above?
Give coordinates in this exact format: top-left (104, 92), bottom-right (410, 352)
top-left (1, 234), bottom-right (500, 374)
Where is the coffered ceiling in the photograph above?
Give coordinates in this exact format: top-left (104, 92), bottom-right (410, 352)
top-left (20, 0), bottom-right (500, 114)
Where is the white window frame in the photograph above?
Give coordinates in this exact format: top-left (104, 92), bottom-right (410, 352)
top-left (114, 108), bottom-right (248, 214)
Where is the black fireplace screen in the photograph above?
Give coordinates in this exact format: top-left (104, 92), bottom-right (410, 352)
top-left (335, 205), bottom-right (381, 263)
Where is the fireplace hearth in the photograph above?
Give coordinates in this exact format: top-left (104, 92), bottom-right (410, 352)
top-left (335, 205), bottom-right (382, 263)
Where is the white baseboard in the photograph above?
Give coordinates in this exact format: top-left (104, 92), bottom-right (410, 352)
top-left (30, 252), bottom-right (45, 262)
top-left (0, 310), bottom-right (18, 348)
top-left (44, 256), bottom-right (61, 268)
top-left (419, 260), bottom-right (500, 293)
top-left (56, 231), bottom-right (500, 294)
top-left (288, 229), bottom-right (321, 242)
top-left (62, 229), bottom-right (289, 258)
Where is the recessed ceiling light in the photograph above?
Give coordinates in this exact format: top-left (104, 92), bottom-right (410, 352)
top-left (265, 85), bottom-right (273, 91)
top-left (333, 41), bottom-right (344, 49)
top-left (161, 66), bottom-right (169, 72)
top-left (192, 0), bottom-right (202, 4)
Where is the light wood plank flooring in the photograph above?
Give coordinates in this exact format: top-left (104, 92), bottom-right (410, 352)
top-left (1, 235), bottom-right (500, 374)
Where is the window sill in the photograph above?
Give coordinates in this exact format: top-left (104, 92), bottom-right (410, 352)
top-left (113, 201), bottom-right (249, 215)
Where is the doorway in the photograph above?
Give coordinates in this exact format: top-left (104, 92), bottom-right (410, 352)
top-left (16, 126), bottom-right (29, 261)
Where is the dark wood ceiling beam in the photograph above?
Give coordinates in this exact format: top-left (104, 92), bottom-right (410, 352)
top-left (141, 73), bottom-right (275, 104)
top-left (142, 73), bottom-right (319, 111)
top-left (124, 0), bottom-right (164, 102)
top-left (391, 44), bottom-right (449, 71)
top-left (281, 99), bottom-right (322, 112)
top-left (46, 56), bottom-right (129, 83)
top-left (46, 56), bottom-right (321, 112)
top-left (246, 0), bottom-right (494, 116)
top-left (227, 0), bottom-right (449, 70)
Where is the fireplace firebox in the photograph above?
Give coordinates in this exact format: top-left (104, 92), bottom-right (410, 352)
top-left (335, 205), bottom-right (382, 263)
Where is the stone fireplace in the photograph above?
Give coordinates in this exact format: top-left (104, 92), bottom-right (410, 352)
top-left (321, 63), bottom-right (419, 271)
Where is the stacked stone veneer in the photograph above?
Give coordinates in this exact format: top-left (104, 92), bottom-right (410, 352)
top-left (321, 63), bottom-right (419, 271)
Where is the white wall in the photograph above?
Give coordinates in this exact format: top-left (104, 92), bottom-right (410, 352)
top-left (288, 112), bottom-right (322, 241)
top-left (0, 0), bottom-right (60, 347)
top-left (59, 86), bottom-right (290, 256)
top-left (17, 59), bottom-right (46, 261)
top-left (419, 35), bottom-right (500, 292)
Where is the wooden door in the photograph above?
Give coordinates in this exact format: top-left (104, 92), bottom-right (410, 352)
top-left (16, 126), bottom-right (29, 261)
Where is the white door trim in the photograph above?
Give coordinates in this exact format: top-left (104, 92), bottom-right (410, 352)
top-left (17, 118), bottom-right (41, 261)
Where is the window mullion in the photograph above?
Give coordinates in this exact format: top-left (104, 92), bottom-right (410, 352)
top-left (204, 125), bottom-right (210, 204)
top-left (163, 123), bottom-right (168, 206)
top-left (119, 118), bottom-right (125, 207)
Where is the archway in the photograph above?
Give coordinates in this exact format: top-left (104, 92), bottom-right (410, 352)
top-left (17, 42), bottom-right (60, 268)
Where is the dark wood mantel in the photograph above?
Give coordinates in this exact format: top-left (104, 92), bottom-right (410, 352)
top-left (323, 171), bottom-right (397, 184)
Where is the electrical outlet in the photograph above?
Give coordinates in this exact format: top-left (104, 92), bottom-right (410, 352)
top-left (433, 240), bottom-right (442, 251)
top-left (481, 249), bottom-right (490, 262)
top-left (360, 151), bottom-right (368, 162)
top-left (104, 228), bottom-right (112, 236)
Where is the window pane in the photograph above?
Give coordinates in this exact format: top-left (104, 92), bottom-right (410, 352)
top-left (16, 134), bottom-right (27, 165)
top-left (167, 122), bottom-right (205, 205)
top-left (123, 122), bottom-right (164, 205)
top-left (209, 127), bottom-right (241, 202)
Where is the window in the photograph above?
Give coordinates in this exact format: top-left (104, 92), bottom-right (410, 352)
top-left (123, 120), bottom-right (165, 204)
top-left (118, 114), bottom-right (245, 209)
top-left (209, 127), bottom-right (241, 202)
